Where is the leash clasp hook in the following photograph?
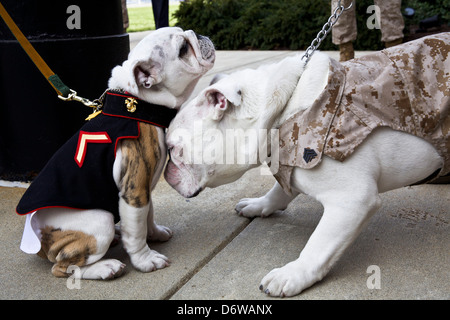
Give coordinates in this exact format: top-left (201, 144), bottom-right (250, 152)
top-left (58, 89), bottom-right (101, 108)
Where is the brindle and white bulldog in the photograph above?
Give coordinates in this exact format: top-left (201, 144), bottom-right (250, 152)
top-left (165, 33), bottom-right (449, 297)
top-left (16, 27), bottom-right (215, 279)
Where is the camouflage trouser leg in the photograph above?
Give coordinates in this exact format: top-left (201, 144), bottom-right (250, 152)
top-left (331, 0), bottom-right (357, 45)
top-left (331, 0), bottom-right (404, 45)
top-left (374, 0), bottom-right (404, 42)
top-left (122, 0), bottom-right (129, 31)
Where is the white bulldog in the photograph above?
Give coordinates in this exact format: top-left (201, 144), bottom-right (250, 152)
top-left (17, 27), bottom-right (215, 280)
top-left (165, 35), bottom-right (449, 297)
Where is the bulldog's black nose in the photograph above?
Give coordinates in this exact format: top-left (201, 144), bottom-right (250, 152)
top-left (195, 32), bottom-right (205, 40)
top-left (187, 187), bottom-right (202, 198)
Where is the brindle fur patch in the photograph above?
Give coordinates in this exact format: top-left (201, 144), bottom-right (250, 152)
top-left (39, 226), bottom-right (97, 277)
top-left (119, 123), bottom-right (161, 208)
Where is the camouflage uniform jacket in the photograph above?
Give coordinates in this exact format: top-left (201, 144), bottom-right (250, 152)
top-left (274, 32), bottom-right (450, 194)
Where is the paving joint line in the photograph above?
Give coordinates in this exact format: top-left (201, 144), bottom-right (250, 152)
top-left (162, 217), bottom-right (254, 299)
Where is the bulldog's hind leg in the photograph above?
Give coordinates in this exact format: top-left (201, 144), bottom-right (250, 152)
top-left (36, 208), bottom-right (125, 279)
top-left (235, 182), bottom-right (298, 218)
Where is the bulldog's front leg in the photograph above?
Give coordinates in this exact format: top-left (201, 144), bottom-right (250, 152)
top-left (147, 196), bottom-right (173, 242)
top-left (235, 182), bottom-right (298, 217)
top-left (260, 189), bottom-right (381, 297)
top-left (115, 126), bottom-right (171, 272)
top-left (119, 199), bottom-right (170, 272)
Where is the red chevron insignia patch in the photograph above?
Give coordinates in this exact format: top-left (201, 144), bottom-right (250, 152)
top-left (74, 131), bottom-right (111, 167)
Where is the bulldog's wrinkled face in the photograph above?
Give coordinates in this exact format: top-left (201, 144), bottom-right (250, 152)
top-left (164, 56), bottom-right (304, 198)
top-left (109, 27), bottom-right (215, 108)
top-left (164, 73), bottom-right (250, 198)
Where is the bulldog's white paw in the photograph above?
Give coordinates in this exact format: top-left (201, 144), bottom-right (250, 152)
top-left (130, 247), bottom-right (170, 272)
top-left (259, 262), bottom-right (317, 297)
top-left (235, 197), bottom-right (277, 218)
top-left (80, 259), bottom-right (126, 280)
top-left (148, 224), bottom-right (173, 242)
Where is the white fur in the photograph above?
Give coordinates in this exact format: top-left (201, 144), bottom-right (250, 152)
top-left (22, 27), bottom-right (215, 279)
top-left (165, 51), bottom-right (444, 296)
top-left (108, 27), bottom-right (215, 108)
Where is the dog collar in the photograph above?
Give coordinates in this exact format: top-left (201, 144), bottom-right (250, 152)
top-left (100, 91), bottom-right (178, 128)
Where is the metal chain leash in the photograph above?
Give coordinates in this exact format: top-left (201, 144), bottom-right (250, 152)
top-left (301, 0), bottom-right (354, 64)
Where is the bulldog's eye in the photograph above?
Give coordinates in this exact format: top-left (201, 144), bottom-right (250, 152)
top-left (179, 41), bottom-right (189, 58)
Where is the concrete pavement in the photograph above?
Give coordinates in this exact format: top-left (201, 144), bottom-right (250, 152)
top-left (0, 31), bottom-right (448, 300)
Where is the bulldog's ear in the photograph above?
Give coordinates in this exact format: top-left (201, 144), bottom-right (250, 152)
top-left (207, 90), bottom-right (228, 121)
top-left (133, 61), bottom-right (163, 89)
top-left (205, 86), bottom-right (241, 121)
